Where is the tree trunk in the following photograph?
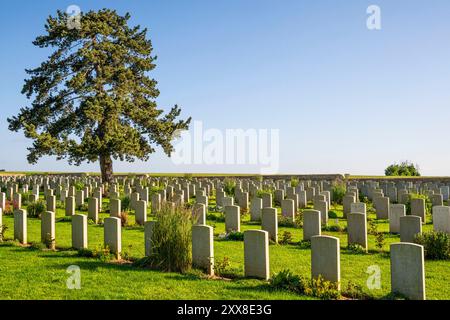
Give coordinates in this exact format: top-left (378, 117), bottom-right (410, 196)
top-left (99, 154), bottom-right (113, 184)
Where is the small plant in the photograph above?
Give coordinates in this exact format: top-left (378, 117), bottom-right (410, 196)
top-left (206, 212), bottom-right (225, 222)
top-left (368, 219), bottom-right (378, 236)
top-left (375, 232), bottom-right (385, 251)
top-left (415, 231), bottom-right (450, 260)
top-left (342, 281), bottom-right (373, 300)
top-left (269, 270), bottom-right (340, 300)
top-left (279, 231), bottom-right (293, 245)
top-left (347, 243), bottom-right (366, 254)
top-left (291, 178), bottom-right (299, 188)
top-left (77, 203), bottom-right (88, 211)
top-left (298, 240), bottom-right (311, 249)
top-left (0, 224), bottom-right (8, 241)
top-left (3, 201), bottom-right (13, 215)
top-left (278, 216), bottom-right (300, 228)
top-left (322, 224), bottom-right (345, 232)
top-left (43, 233), bottom-right (55, 249)
top-left (27, 200), bottom-right (46, 218)
top-left (225, 231), bottom-right (244, 241)
top-left (214, 256), bottom-right (232, 278)
top-left (120, 211), bottom-right (130, 227)
top-left (78, 245), bottom-right (114, 262)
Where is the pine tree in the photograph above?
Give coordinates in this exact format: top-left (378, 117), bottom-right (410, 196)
top-left (8, 9), bottom-right (191, 182)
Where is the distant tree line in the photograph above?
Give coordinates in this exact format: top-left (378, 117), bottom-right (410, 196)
top-left (385, 161), bottom-right (420, 177)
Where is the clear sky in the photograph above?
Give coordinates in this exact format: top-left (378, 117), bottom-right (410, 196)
top-left (1, 0), bottom-right (450, 175)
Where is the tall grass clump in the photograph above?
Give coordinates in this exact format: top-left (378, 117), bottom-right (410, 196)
top-left (223, 178), bottom-right (236, 197)
top-left (332, 183), bottom-right (346, 205)
top-left (27, 200), bottom-right (46, 218)
top-left (147, 204), bottom-right (193, 273)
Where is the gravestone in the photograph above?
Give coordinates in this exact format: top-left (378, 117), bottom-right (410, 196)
top-left (110, 198), bottom-right (121, 218)
top-left (411, 198), bottom-right (426, 223)
top-left (261, 193), bottom-right (272, 208)
top-left (281, 199), bottom-right (295, 221)
top-left (343, 195), bottom-right (355, 218)
top-left (65, 196), bottom-right (75, 216)
top-left (374, 197), bottom-right (389, 219)
top-left (298, 190), bottom-right (307, 209)
top-left (135, 200), bottom-right (147, 225)
top-left (14, 209), bottom-right (27, 244)
top-left (46, 195), bottom-right (56, 214)
top-left (315, 200), bottom-right (328, 226)
top-left (261, 207), bottom-right (278, 243)
top-left (193, 203), bottom-right (206, 225)
top-left (311, 235), bottom-right (340, 290)
top-left (104, 217), bottom-right (122, 259)
top-left (303, 210), bottom-right (321, 241)
top-left (250, 197), bottom-right (263, 221)
top-left (431, 194), bottom-right (443, 207)
top-left (72, 214), bottom-right (88, 250)
top-left (225, 205), bottom-right (240, 233)
top-left (400, 216), bottom-right (422, 243)
top-left (390, 204), bottom-right (406, 234)
top-left (151, 193), bottom-right (161, 213)
top-left (192, 225), bottom-right (214, 276)
top-left (41, 211), bottom-right (55, 249)
top-left (244, 230), bottom-right (269, 280)
top-left (347, 213), bottom-right (367, 251)
top-left (390, 243), bottom-right (426, 300)
top-left (88, 197), bottom-right (99, 223)
top-left (350, 202), bottom-right (366, 215)
top-left (432, 206), bottom-right (450, 233)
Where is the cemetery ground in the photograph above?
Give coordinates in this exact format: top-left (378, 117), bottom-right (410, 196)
top-left (0, 193), bottom-right (449, 300)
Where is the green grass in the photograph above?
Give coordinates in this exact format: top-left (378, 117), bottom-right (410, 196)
top-left (0, 197), bottom-right (449, 300)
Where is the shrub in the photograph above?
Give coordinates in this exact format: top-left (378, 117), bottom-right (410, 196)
top-left (322, 224), bottom-right (346, 232)
top-left (414, 231), bottom-right (450, 260)
top-left (27, 200), bottom-right (46, 218)
top-left (73, 181), bottom-right (85, 191)
top-left (225, 231), bottom-right (244, 241)
top-left (332, 184), bottom-right (346, 205)
top-left (279, 231), bottom-right (293, 245)
top-left (291, 178), bottom-right (299, 188)
top-left (121, 196), bottom-right (131, 212)
top-left (207, 212), bottom-right (225, 222)
top-left (146, 204), bottom-right (193, 273)
top-left (269, 270), bottom-right (339, 300)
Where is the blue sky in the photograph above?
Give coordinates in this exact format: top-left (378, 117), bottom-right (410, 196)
top-left (1, 0), bottom-right (450, 175)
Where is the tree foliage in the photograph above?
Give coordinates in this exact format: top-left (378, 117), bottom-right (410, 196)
top-left (385, 161), bottom-right (420, 177)
top-left (7, 9), bottom-right (191, 182)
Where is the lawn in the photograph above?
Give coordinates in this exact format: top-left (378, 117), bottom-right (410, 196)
top-left (0, 195), bottom-right (448, 300)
